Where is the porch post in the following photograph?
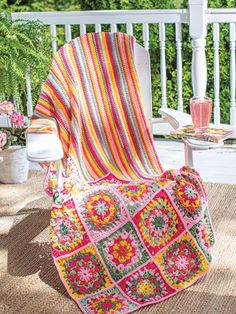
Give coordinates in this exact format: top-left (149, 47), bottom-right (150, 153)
top-left (189, 0), bottom-right (208, 98)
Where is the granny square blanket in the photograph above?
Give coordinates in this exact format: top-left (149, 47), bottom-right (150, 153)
top-left (28, 32), bottom-right (214, 314)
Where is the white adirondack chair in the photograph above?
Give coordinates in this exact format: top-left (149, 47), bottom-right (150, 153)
top-left (27, 41), bottom-right (224, 169)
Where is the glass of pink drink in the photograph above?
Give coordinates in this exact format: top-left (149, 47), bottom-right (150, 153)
top-left (190, 97), bottom-right (212, 131)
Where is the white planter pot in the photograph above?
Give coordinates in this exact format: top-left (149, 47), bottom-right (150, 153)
top-left (0, 146), bottom-right (29, 184)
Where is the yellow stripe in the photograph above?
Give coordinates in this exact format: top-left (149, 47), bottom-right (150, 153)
top-left (81, 35), bottom-right (128, 178)
top-left (102, 33), bottom-right (147, 174)
top-left (68, 41), bottom-right (121, 178)
top-left (124, 34), bottom-right (161, 173)
top-left (100, 33), bottom-right (137, 177)
top-left (117, 33), bottom-right (160, 174)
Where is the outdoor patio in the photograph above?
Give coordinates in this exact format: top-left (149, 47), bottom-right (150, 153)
top-left (0, 0), bottom-right (236, 313)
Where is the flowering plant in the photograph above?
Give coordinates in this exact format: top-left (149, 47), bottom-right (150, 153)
top-left (0, 101), bottom-right (27, 150)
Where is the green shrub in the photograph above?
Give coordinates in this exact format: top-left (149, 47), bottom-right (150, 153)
top-left (2, 0), bottom-right (235, 123)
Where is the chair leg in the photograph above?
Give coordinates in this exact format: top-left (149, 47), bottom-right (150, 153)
top-left (184, 142), bottom-right (194, 168)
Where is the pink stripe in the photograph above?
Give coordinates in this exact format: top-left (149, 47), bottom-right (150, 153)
top-left (105, 33), bottom-right (147, 175)
top-left (91, 34), bottom-right (133, 177)
top-left (95, 33), bottom-right (142, 178)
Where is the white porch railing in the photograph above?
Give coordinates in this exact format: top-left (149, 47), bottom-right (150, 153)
top-left (1, 0), bottom-right (236, 137)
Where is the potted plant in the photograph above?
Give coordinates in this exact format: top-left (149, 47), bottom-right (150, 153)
top-left (0, 101), bottom-right (28, 183)
top-left (0, 14), bottom-right (52, 183)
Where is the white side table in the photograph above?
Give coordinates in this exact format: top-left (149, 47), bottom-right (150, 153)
top-left (158, 108), bottom-right (227, 168)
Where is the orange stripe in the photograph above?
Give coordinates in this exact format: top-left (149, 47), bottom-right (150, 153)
top-left (118, 33), bottom-right (161, 174)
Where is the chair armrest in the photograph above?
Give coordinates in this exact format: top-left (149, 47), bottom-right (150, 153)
top-left (26, 119), bottom-right (64, 162)
top-left (158, 108), bottom-right (192, 130)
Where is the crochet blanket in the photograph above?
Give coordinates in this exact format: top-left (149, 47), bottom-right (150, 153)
top-left (29, 32), bottom-right (214, 314)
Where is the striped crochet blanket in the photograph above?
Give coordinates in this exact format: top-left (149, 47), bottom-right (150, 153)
top-left (30, 32), bottom-right (214, 314)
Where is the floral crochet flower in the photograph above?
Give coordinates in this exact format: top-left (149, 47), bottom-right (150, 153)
top-left (0, 101), bottom-right (14, 114)
top-left (50, 203), bottom-right (89, 257)
top-left (133, 191), bottom-right (184, 256)
top-left (117, 183), bottom-right (153, 204)
top-left (77, 266), bottom-right (93, 283)
top-left (80, 287), bottom-right (138, 314)
top-left (155, 233), bottom-right (209, 289)
top-left (106, 231), bottom-right (139, 271)
top-left (174, 254), bottom-right (190, 270)
top-left (89, 294), bottom-right (124, 313)
top-left (9, 111), bottom-right (25, 127)
top-left (119, 262), bottom-right (174, 304)
top-left (173, 178), bottom-right (201, 219)
top-left (97, 222), bottom-right (149, 280)
top-left (0, 132), bottom-right (7, 149)
top-left (56, 245), bottom-right (112, 298)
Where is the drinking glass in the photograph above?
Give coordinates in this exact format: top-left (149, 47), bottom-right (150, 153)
top-left (190, 97), bottom-right (212, 131)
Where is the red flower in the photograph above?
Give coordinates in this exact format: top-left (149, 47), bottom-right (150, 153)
top-left (66, 267), bottom-right (71, 274)
top-left (69, 260), bottom-right (77, 267)
top-left (190, 266), bottom-right (197, 273)
top-left (100, 301), bottom-right (114, 310)
top-left (155, 286), bottom-right (160, 293)
top-left (65, 199), bottom-right (75, 208)
top-left (74, 274), bottom-right (81, 280)
top-left (191, 251), bottom-right (198, 259)
top-left (166, 251), bottom-right (173, 258)
top-left (83, 254), bottom-right (91, 262)
top-left (78, 286), bottom-right (86, 294)
top-left (93, 281), bottom-right (101, 288)
top-left (166, 267), bottom-right (174, 273)
top-left (179, 243), bottom-right (186, 250)
top-left (178, 274), bottom-right (185, 281)
top-left (94, 265), bottom-right (101, 272)
top-left (68, 275), bottom-right (75, 282)
top-left (173, 246), bottom-right (178, 252)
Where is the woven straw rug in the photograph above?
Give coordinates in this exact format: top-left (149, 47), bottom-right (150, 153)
top-left (0, 172), bottom-right (235, 314)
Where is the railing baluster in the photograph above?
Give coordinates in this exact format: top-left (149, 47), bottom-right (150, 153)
top-left (126, 24), bottom-right (133, 36)
top-left (50, 24), bottom-right (57, 54)
top-left (159, 23), bottom-right (167, 108)
top-left (142, 23), bottom-right (149, 51)
top-left (230, 23), bottom-right (236, 126)
top-left (65, 24), bottom-right (72, 42)
top-left (175, 23), bottom-right (183, 111)
top-left (189, 0), bottom-right (207, 98)
top-left (111, 24), bottom-right (117, 33)
top-left (213, 23), bottom-right (220, 125)
top-left (80, 24), bottom-right (86, 35)
top-left (95, 24), bottom-right (102, 33)
top-left (26, 66), bottom-right (33, 117)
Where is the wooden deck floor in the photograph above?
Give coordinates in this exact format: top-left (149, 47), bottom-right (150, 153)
top-left (154, 139), bottom-right (236, 184)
